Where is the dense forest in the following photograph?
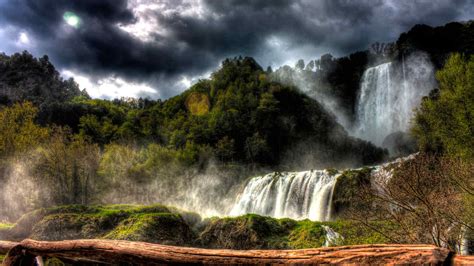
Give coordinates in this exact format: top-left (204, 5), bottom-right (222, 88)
top-left (0, 52), bottom-right (386, 168)
top-left (0, 52), bottom-right (387, 221)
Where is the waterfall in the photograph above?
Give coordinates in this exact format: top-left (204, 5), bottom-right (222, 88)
top-left (230, 170), bottom-right (337, 221)
top-left (323, 225), bottom-right (344, 247)
top-left (355, 62), bottom-right (398, 145)
top-left (354, 54), bottom-right (435, 146)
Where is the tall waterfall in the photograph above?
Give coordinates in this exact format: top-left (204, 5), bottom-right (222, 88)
top-left (354, 54), bottom-right (435, 146)
top-left (230, 170), bottom-right (337, 221)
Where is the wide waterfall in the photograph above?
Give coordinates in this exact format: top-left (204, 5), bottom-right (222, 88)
top-left (354, 54), bottom-right (435, 146)
top-left (230, 170), bottom-right (337, 221)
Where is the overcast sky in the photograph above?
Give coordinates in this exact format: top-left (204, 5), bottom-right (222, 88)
top-left (0, 0), bottom-right (472, 99)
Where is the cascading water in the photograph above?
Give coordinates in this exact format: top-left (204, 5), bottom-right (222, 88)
top-left (230, 170), bottom-right (337, 221)
top-left (323, 225), bottom-right (344, 247)
top-left (354, 53), bottom-right (435, 146)
top-left (229, 155), bottom-right (417, 221)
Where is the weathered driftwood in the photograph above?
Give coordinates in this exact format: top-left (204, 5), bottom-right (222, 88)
top-left (2, 239), bottom-right (462, 265)
top-left (453, 255), bottom-right (474, 265)
top-left (0, 241), bottom-right (17, 255)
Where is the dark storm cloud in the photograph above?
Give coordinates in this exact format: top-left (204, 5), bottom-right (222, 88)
top-left (0, 0), bottom-right (472, 98)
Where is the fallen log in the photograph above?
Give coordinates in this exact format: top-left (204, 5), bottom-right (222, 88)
top-left (0, 241), bottom-right (18, 254)
top-left (3, 239), bottom-right (459, 265)
top-left (453, 255), bottom-right (474, 265)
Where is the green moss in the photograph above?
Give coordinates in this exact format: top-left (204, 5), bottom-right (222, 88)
top-left (0, 223), bottom-right (14, 230)
top-left (103, 213), bottom-right (194, 245)
top-left (199, 214), bottom-right (290, 249)
top-left (30, 212), bottom-right (126, 241)
top-left (168, 207), bottom-right (203, 229)
top-left (44, 257), bottom-right (65, 266)
top-left (12, 205), bottom-right (195, 246)
top-left (43, 204), bottom-right (171, 217)
top-left (287, 220), bottom-right (326, 248)
top-left (332, 167), bottom-right (373, 217)
top-left (7, 204), bottom-right (394, 249)
top-left (199, 214), bottom-right (393, 249)
top-left (0, 223), bottom-right (14, 239)
top-left (323, 220), bottom-right (394, 245)
top-left (325, 168), bottom-right (339, 176)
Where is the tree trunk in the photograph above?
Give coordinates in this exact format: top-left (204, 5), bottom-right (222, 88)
top-left (2, 239), bottom-right (460, 265)
top-left (0, 241), bottom-right (17, 254)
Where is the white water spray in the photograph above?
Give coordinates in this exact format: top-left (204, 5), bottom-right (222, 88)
top-left (354, 53), bottom-right (435, 146)
top-left (230, 170), bottom-right (337, 221)
top-left (323, 225), bottom-right (344, 247)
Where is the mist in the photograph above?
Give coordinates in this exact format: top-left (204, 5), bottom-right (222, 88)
top-left (0, 143), bottom-right (256, 222)
top-left (0, 51), bottom-right (438, 224)
top-left (353, 52), bottom-right (436, 147)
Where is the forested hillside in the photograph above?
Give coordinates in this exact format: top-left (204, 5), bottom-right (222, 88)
top-left (0, 54), bottom-right (385, 168)
top-left (0, 52), bottom-right (87, 105)
top-left (273, 21), bottom-right (474, 119)
top-left (0, 53), bottom-right (386, 221)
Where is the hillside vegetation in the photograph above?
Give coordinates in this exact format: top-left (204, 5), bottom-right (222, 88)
top-left (0, 54), bottom-right (386, 221)
top-left (0, 204), bottom-right (391, 250)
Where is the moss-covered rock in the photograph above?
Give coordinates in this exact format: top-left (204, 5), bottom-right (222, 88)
top-left (198, 214), bottom-right (392, 250)
top-left (0, 223), bottom-right (13, 243)
top-left (104, 213), bottom-right (195, 246)
top-left (198, 214), bottom-right (289, 249)
top-left (4, 204), bottom-right (196, 246)
top-left (7, 209), bottom-right (48, 240)
top-left (30, 212), bottom-right (126, 241)
top-left (327, 220), bottom-right (394, 245)
top-left (332, 167), bottom-right (373, 217)
top-left (1, 204), bottom-right (394, 250)
top-left (287, 220), bottom-right (326, 248)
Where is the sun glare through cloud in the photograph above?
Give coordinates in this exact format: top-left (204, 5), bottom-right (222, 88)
top-left (63, 11), bottom-right (81, 28)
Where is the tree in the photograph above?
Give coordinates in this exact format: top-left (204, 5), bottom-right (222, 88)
top-left (412, 53), bottom-right (474, 159)
top-left (320, 54), bottom-right (334, 71)
top-left (295, 59), bottom-right (305, 70)
top-left (0, 102), bottom-right (48, 157)
top-left (33, 128), bottom-right (101, 206)
top-left (0, 51), bottom-right (86, 104)
top-left (350, 154), bottom-right (473, 252)
top-left (216, 136), bottom-right (235, 161)
top-left (245, 133), bottom-right (270, 164)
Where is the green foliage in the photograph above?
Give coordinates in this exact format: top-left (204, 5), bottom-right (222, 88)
top-left (198, 213), bottom-right (391, 249)
top-left (0, 102), bottom-right (48, 157)
top-left (2, 204), bottom-right (395, 249)
top-left (327, 220), bottom-right (394, 245)
top-left (0, 223), bottom-right (13, 230)
top-left (32, 128), bottom-right (101, 207)
top-left (412, 53), bottom-right (474, 159)
top-left (44, 257), bottom-right (65, 266)
top-left (287, 220), bottom-right (326, 248)
top-left (0, 52), bottom-right (386, 169)
top-left (332, 167), bottom-right (373, 216)
top-left (396, 21), bottom-right (474, 68)
top-left (6, 204), bottom-right (195, 245)
top-left (0, 51), bottom-right (87, 105)
top-left (103, 212), bottom-right (194, 245)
